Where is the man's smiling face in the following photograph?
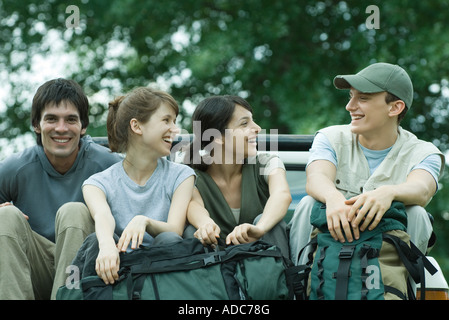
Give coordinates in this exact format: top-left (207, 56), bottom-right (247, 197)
top-left (34, 100), bottom-right (86, 172)
top-left (346, 88), bottom-right (391, 136)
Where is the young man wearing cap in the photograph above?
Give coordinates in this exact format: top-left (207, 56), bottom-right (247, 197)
top-left (289, 62), bottom-right (445, 264)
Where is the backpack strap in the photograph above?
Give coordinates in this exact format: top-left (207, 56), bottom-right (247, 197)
top-left (382, 233), bottom-right (438, 300)
top-left (81, 277), bottom-right (113, 300)
top-left (316, 246), bottom-right (328, 300)
top-left (334, 245), bottom-right (356, 300)
top-left (126, 273), bottom-right (148, 300)
top-left (285, 264), bottom-right (311, 300)
top-left (284, 237), bottom-right (318, 300)
top-left (359, 243), bottom-right (379, 300)
top-left (384, 285), bottom-right (407, 300)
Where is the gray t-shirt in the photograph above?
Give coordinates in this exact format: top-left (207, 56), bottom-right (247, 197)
top-left (83, 158), bottom-right (195, 247)
top-left (0, 136), bottom-right (122, 241)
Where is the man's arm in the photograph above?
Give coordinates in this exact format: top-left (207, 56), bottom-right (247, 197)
top-left (346, 168), bottom-right (437, 232)
top-left (306, 160), bottom-right (357, 242)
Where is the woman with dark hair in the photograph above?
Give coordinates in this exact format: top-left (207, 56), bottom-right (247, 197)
top-left (185, 95), bottom-right (291, 257)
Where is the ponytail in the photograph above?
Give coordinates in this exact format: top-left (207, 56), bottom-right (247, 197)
top-left (107, 96), bottom-right (125, 153)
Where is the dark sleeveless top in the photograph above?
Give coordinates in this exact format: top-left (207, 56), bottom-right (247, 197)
top-left (194, 154), bottom-right (276, 238)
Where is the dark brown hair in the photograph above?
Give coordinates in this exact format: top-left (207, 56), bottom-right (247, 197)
top-left (31, 78), bottom-right (89, 145)
top-left (385, 92), bottom-right (408, 124)
top-left (185, 95), bottom-right (253, 171)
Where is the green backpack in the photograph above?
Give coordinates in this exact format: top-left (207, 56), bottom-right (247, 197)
top-left (57, 238), bottom-right (298, 300)
top-left (300, 201), bottom-right (437, 300)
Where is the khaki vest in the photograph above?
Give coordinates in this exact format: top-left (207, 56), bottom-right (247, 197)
top-left (319, 125), bottom-right (444, 199)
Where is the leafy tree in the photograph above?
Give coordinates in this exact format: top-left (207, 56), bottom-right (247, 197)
top-left (1, 0), bottom-right (448, 277)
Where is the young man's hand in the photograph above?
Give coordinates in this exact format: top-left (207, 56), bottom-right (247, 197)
top-left (346, 185), bottom-right (394, 233)
top-left (325, 196), bottom-right (356, 243)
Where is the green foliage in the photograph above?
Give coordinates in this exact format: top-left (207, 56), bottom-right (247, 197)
top-left (1, 0), bottom-right (448, 278)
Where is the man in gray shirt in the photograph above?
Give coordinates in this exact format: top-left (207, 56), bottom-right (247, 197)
top-left (0, 79), bottom-right (121, 299)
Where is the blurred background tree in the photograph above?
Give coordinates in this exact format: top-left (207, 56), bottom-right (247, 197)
top-left (1, 0), bottom-right (448, 277)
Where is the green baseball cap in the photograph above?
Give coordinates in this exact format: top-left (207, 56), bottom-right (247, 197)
top-left (333, 62), bottom-right (413, 108)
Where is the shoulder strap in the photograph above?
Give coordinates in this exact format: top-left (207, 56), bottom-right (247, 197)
top-left (334, 245), bottom-right (356, 300)
top-left (382, 233), bottom-right (437, 300)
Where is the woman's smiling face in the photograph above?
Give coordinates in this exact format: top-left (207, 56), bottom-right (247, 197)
top-left (134, 102), bottom-right (180, 157)
top-left (223, 104), bottom-right (261, 162)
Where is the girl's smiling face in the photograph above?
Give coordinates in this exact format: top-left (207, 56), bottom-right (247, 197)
top-left (133, 102), bottom-right (180, 157)
top-left (223, 104), bottom-right (261, 162)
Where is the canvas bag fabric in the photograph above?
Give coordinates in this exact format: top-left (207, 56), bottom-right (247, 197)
top-left (57, 238), bottom-right (297, 300)
top-left (304, 201), bottom-right (435, 300)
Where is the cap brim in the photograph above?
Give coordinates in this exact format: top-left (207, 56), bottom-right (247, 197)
top-left (333, 75), bottom-right (385, 93)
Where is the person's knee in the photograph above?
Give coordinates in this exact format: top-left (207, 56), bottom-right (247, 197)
top-left (289, 195), bottom-right (316, 225)
top-left (406, 205), bottom-right (427, 215)
top-left (0, 205), bottom-right (28, 236)
top-left (252, 213), bottom-right (263, 224)
top-left (183, 225), bottom-right (196, 239)
top-left (296, 195), bottom-right (317, 211)
top-left (406, 205), bottom-right (432, 226)
top-left (154, 232), bottom-right (182, 245)
top-left (56, 202), bottom-right (93, 230)
top-left (405, 205), bottom-right (433, 253)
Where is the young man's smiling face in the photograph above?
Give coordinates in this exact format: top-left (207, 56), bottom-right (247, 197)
top-left (34, 100), bottom-right (86, 173)
top-left (346, 88), bottom-right (391, 136)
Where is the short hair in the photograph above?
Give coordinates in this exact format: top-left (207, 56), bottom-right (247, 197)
top-left (385, 92), bottom-right (408, 124)
top-left (31, 78), bottom-right (89, 145)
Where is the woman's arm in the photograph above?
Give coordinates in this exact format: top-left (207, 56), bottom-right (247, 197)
top-left (226, 167), bottom-right (292, 245)
top-left (155, 175), bottom-right (196, 236)
top-left (186, 187), bottom-right (221, 246)
top-left (255, 167), bottom-right (292, 233)
top-left (116, 176), bottom-right (196, 251)
top-left (82, 184), bottom-right (119, 284)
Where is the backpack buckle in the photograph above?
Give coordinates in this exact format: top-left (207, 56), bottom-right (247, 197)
top-left (334, 245), bottom-right (356, 299)
top-left (203, 254), bottom-right (221, 265)
top-left (339, 245), bottom-right (355, 259)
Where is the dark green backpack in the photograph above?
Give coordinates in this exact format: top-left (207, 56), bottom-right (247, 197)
top-left (298, 201), bottom-right (436, 300)
top-left (57, 238), bottom-right (297, 300)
